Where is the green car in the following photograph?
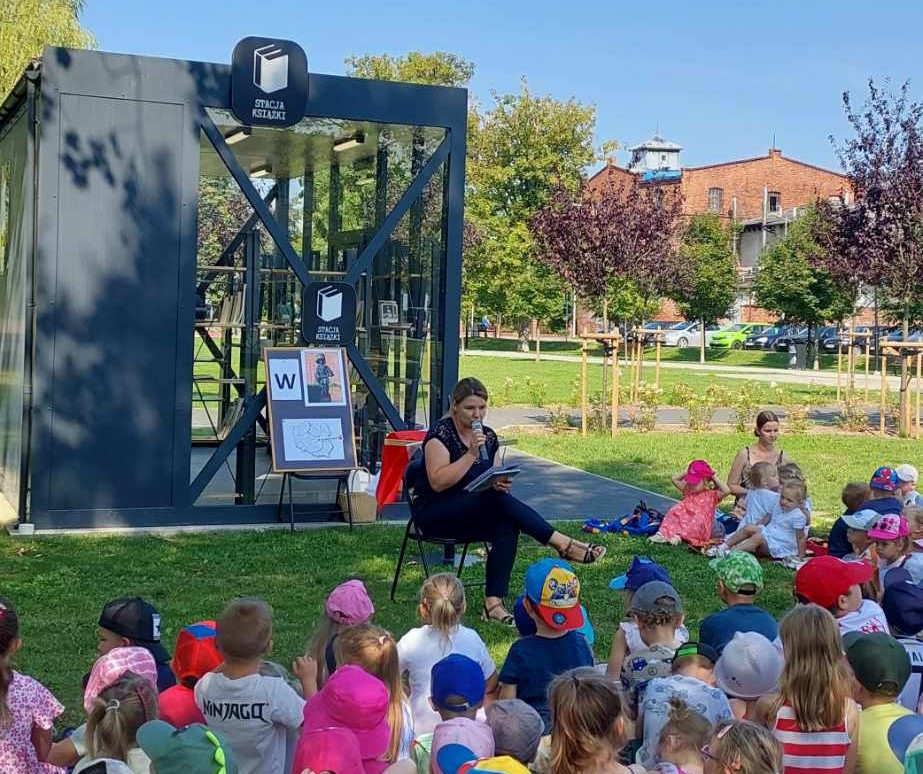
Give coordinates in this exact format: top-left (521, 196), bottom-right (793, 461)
top-left (710, 323), bottom-right (771, 349)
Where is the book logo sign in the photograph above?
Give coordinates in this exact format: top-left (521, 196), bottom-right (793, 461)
top-left (231, 37), bottom-right (308, 128)
top-left (302, 282), bottom-right (356, 345)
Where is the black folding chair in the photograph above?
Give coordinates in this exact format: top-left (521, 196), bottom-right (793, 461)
top-left (389, 452), bottom-right (488, 601)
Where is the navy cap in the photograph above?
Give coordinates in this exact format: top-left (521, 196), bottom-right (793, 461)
top-left (609, 557), bottom-right (671, 592)
top-left (883, 580), bottom-right (923, 636)
top-left (431, 654), bottom-right (485, 712)
top-left (99, 597), bottom-right (169, 663)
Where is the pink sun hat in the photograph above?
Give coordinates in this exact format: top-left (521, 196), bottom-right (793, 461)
top-left (325, 579), bottom-right (375, 626)
top-left (84, 646), bottom-right (158, 712)
top-left (868, 514), bottom-right (911, 542)
top-left (683, 459), bottom-right (715, 485)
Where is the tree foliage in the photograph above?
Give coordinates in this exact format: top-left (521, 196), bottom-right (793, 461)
top-left (670, 214), bottom-right (738, 324)
top-left (0, 0), bottom-right (95, 97)
top-left (344, 51), bottom-right (474, 87)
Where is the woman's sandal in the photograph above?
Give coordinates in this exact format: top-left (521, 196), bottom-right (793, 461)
top-left (558, 537), bottom-right (607, 564)
top-left (482, 602), bottom-right (515, 626)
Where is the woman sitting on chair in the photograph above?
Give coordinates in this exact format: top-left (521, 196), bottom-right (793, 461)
top-left (411, 377), bottom-right (606, 625)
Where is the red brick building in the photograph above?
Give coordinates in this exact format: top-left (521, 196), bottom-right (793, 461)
top-left (587, 137), bottom-right (852, 321)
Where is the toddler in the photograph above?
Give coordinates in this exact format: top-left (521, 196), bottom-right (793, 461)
top-left (636, 642), bottom-right (731, 770)
top-left (96, 597), bottom-right (175, 692)
top-left (828, 482), bottom-right (872, 558)
top-left (485, 699), bottom-right (544, 766)
top-left (137, 720), bottom-right (238, 774)
top-left (158, 620), bottom-right (222, 728)
top-left (710, 480), bottom-right (807, 564)
top-left (861, 466), bottom-right (904, 515)
top-left (81, 674), bottom-right (158, 773)
top-left (335, 623), bottom-right (413, 762)
top-left (194, 597), bottom-right (312, 774)
top-left (498, 559), bottom-right (594, 733)
top-left (650, 460), bottom-right (731, 547)
top-left (871, 515), bottom-right (923, 586)
top-left (0, 597), bottom-right (65, 774)
top-left (606, 558), bottom-right (690, 677)
top-left (428, 718), bottom-right (494, 774)
top-left (842, 509), bottom-right (880, 562)
top-left (306, 578), bottom-right (374, 688)
top-left (897, 464), bottom-right (921, 507)
top-left (905, 505), bottom-right (923, 551)
top-left (795, 555), bottom-right (888, 635)
top-left (653, 697), bottom-right (712, 774)
top-left (702, 720), bottom-right (782, 774)
top-left (738, 461), bottom-right (779, 528)
top-left (396, 573), bottom-right (496, 735)
top-left (714, 632), bottom-right (782, 721)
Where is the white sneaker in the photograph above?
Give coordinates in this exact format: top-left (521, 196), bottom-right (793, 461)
top-left (705, 544), bottom-right (729, 558)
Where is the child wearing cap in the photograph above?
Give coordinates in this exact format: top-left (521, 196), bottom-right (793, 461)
top-left (605, 558), bottom-right (690, 678)
top-left (860, 466), bottom-right (904, 515)
top-left (844, 632), bottom-right (913, 774)
top-left (714, 632), bottom-right (782, 721)
top-left (497, 559), bottom-right (594, 733)
top-left (650, 460), bottom-right (731, 548)
top-left (428, 717), bottom-right (495, 774)
top-left (841, 509), bottom-right (880, 564)
top-left (397, 574), bottom-right (496, 736)
top-left (410, 654), bottom-right (488, 774)
top-left (880, 579), bottom-right (923, 712)
top-left (871, 514), bottom-right (923, 586)
top-left (158, 621), bottom-right (222, 728)
top-left (485, 699), bottom-right (544, 766)
top-left (897, 464), bottom-right (921, 507)
top-left (795, 555), bottom-right (889, 635)
top-left (828, 482), bottom-right (872, 559)
top-left (306, 578), bottom-right (375, 689)
top-left (699, 552), bottom-right (778, 656)
top-left (96, 597), bottom-right (176, 692)
top-left (635, 642), bottom-right (732, 770)
top-left (137, 720), bottom-right (238, 774)
top-left (195, 597), bottom-right (313, 774)
top-left (618, 581), bottom-right (685, 719)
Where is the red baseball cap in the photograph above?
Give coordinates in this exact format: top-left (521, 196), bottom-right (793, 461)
top-left (795, 556), bottom-right (873, 609)
top-left (172, 621), bottom-right (221, 683)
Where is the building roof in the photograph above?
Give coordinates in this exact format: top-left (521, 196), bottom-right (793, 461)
top-left (629, 133), bottom-right (683, 152)
top-left (682, 149), bottom-right (846, 179)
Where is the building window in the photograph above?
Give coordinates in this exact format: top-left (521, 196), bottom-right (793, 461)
top-left (768, 191), bottom-right (781, 213)
top-left (708, 187), bottom-right (723, 213)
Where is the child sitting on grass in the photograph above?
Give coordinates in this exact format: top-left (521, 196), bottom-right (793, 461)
top-left (738, 461), bottom-right (779, 528)
top-left (653, 697), bottom-right (713, 774)
top-left (871, 514), bottom-right (923, 586)
top-left (795, 555), bottom-right (889, 635)
top-left (305, 578), bottom-right (374, 689)
top-left (157, 621), bottom-right (222, 728)
top-left (828, 482), bottom-right (872, 558)
top-left (702, 720), bottom-right (782, 774)
top-left (650, 460), bottom-right (731, 548)
top-left (81, 674), bottom-right (158, 773)
top-left (714, 632), bottom-right (782, 722)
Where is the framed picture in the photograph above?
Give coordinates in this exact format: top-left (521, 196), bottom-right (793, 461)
top-left (301, 348), bottom-right (347, 406)
top-left (379, 300), bottom-right (400, 326)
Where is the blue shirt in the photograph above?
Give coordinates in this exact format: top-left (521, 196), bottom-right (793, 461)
top-left (828, 516), bottom-right (853, 559)
top-left (699, 604), bottom-right (779, 655)
top-left (861, 497), bottom-right (904, 516)
top-left (498, 631), bottom-right (594, 732)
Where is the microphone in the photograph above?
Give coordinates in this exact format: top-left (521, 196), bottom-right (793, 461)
top-left (471, 419), bottom-right (490, 463)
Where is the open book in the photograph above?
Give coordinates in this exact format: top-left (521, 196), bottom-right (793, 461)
top-left (464, 465), bottom-right (521, 494)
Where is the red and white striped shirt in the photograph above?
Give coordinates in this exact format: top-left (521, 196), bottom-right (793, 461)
top-left (773, 702), bottom-right (851, 773)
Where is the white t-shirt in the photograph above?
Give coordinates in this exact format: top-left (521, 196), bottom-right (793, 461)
top-left (837, 599), bottom-right (889, 636)
top-left (397, 624), bottom-right (496, 736)
top-left (195, 671), bottom-right (305, 774)
top-left (620, 621), bottom-right (690, 654)
top-left (741, 487), bottom-right (779, 528)
top-left (763, 506), bottom-right (807, 558)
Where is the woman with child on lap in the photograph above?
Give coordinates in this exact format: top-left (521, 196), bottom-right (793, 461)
top-left (410, 377), bottom-right (606, 625)
top-left (727, 410), bottom-right (792, 500)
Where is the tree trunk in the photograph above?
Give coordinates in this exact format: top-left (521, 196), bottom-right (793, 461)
top-left (518, 321), bottom-right (531, 353)
top-left (700, 316), bottom-right (706, 364)
top-left (602, 297), bottom-right (609, 332)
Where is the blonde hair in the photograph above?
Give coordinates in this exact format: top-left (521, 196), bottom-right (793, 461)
top-left (419, 573), bottom-right (466, 645)
top-left (777, 461), bottom-right (804, 482)
top-left (780, 479), bottom-right (807, 505)
top-left (750, 461), bottom-right (777, 489)
top-left (334, 624), bottom-right (403, 763)
top-left (658, 697), bottom-right (711, 762)
top-left (86, 674), bottom-right (158, 762)
top-left (709, 719), bottom-right (782, 774)
top-left (217, 597), bottom-right (272, 660)
top-left (306, 616), bottom-right (347, 688)
top-left (904, 506), bottom-right (923, 532)
top-left (776, 605), bottom-right (851, 731)
top-left (549, 668), bottom-right (624, 774)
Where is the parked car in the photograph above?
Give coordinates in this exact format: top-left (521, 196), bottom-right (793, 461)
top-left (744, 324), bottom-right (799, 350)
top-left (773, 325), bottom-right (840, 353)
top-left (820, 325), bottom-right (889, 354)
top-left (661, 320), bottom-right (721, 348)
top-left (710, 323), bottom-right (771, 349)
top-left (627, 321), bottom-right (676, 345)
top-left (773, 327), bottom-right (809, 352)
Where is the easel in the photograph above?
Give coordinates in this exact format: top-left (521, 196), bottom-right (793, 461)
top-left (878, 342), bottom-right (923, 438)
top-left (579, 331), bottom-right (621, 437)
top-left (276, 470), bottom-right (357, 534)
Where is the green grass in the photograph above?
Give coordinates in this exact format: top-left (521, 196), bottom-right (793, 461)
top-left (460, 354), bottom-right (838, 407)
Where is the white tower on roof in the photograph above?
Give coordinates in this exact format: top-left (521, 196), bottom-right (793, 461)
top-left (627, 133), bottom-right (683, 173)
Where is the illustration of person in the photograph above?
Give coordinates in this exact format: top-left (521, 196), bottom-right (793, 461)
top-left (315, 354), bottom-right (335, 402)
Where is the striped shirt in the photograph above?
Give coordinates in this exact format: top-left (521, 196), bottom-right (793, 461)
top-left (773, 702), bottom-right (850, 773)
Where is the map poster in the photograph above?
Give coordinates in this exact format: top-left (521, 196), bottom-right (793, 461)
top-left (263, 347), bottom-right (357, 473)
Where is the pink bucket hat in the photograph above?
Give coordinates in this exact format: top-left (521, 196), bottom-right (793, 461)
top-left (302, 664), bottom-right (390, 774)
top-left (868, 514), bottom-right (911, 542)
top-left (84, 646), bottom-right (158, 712)
top-left (325, 579), bottom-right (375, 626)
top-left (431, 718), bottom-right (496, 774)
top-left (684, 459), bottom-right (715, 485)
top-left (292, 727), bottom-right (365, 774)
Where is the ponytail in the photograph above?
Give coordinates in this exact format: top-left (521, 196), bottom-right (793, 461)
top-left (0, 597), bottom-right (20, 727)
top-left (86, 674), bottom-right (158, 762)
top-left (658, 697), bottom-right (711, 759)
top-left (419, 573), bottom-right (465, 646)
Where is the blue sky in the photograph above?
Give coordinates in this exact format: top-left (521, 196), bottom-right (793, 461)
top-left (81, 0), bottom-right (921, 172)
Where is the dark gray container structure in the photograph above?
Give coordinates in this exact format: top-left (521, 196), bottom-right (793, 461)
top-left (0, 47), bottom-right (466, 529)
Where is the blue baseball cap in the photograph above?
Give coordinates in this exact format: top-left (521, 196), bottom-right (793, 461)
top-left (871, 466), bottom-right (899, 492)
top-left (889, 713), bottom-right (923, 764)
top-left (512, 595), bottom-right (595, 645)
top-left (609, 556), bottom-right (671, 592)
top-left (431, 654), bottom-right (485, 712)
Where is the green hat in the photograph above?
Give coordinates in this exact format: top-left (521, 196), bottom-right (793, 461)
top-left (843, 632), bottom-right (911, 696)
top-left (137, 721), bottom-right (238, 774)
top-left (709, 551), bottom-right (763, 593)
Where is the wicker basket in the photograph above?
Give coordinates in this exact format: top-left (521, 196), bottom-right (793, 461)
top-left (338, 491), bottom-right (378, 523)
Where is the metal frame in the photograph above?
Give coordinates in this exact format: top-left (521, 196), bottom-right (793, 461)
top-left (2, 48), bottom-right (467, 528)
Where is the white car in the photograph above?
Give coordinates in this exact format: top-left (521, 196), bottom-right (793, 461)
top-left (661, 320), bottom-right (721, 348)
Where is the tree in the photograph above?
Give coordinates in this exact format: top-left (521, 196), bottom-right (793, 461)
top-left (754, 205), bottom-right (856, 365)
top-left (0, 0), bottom-right (95, 96)
top-left (818, 79), bottom-right (923, 426)
top-left (344, 51), bottom-right (474, 87)
top-left (670, 214), bottom-right (738, 362)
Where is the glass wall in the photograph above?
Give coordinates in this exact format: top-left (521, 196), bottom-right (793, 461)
top-left (193, 111), bottom-right (448, 474)
top-left (0, 112), bottom-right (28, 508)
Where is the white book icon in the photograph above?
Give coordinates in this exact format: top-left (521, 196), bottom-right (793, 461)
top-left (253, 44), bottom-right (288, 94)
top-left (317, 286), bottom-right (343, 322)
